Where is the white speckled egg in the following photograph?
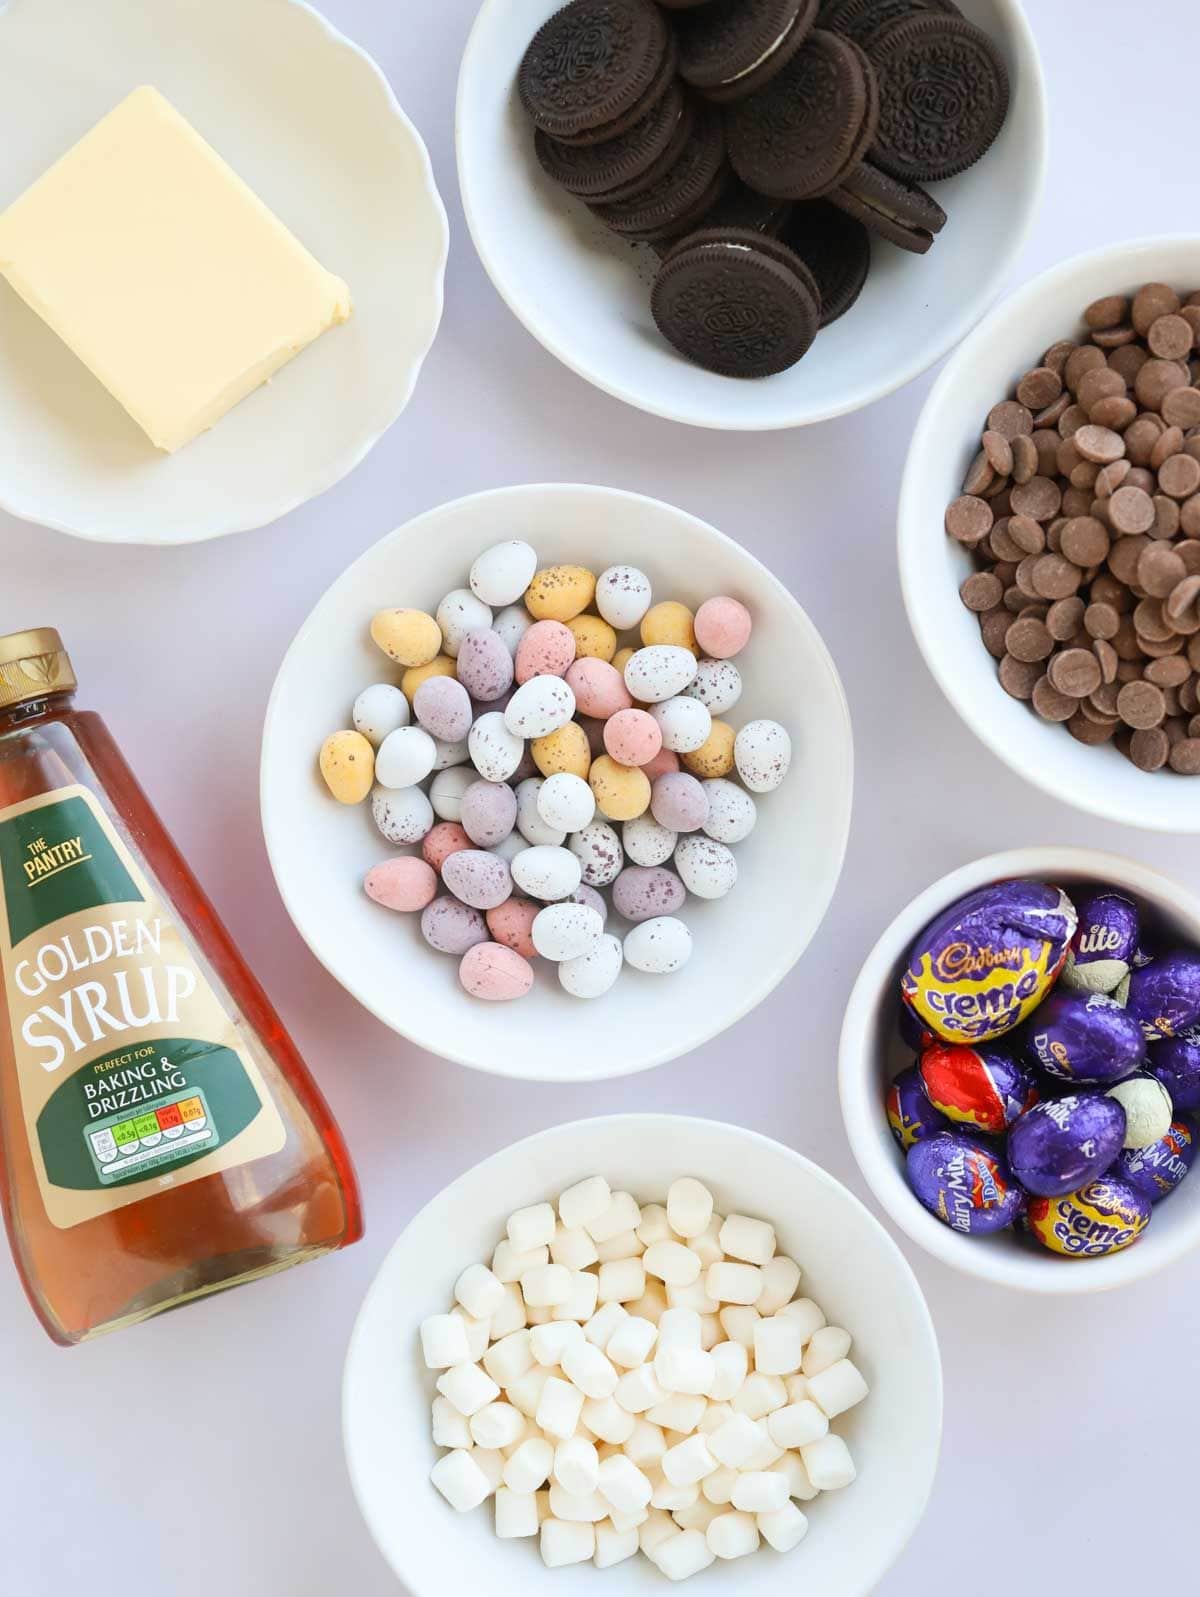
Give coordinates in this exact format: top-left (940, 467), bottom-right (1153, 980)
top-left (532, 902), bottom-right (604, 962)
top-left (352, 683), bottom-right (409, 745)
top-left (372, 785), bottom-right (434, 845)
top-left (470, 540), bottom-right (539, 607)
top-left (624, 916), bottom-right (692, 975)
top-left (734, 719), bottom-right (792, 793)
top-left (559, 933), bottom-right (624, 998)
top-left (429, 767), bottom-right (475, 822)
top-left (504, 676), bottom-right (576, 739)
top-left (469, 712), bottom-right (524, 782)
top-left (675, 835), bottom-right (738, 900)
top-left (537, 772), bottom-right (595, 833)
top-left (375, 725), bottom-right (437, 788)
top-left (493, 604), bottom-right (534, 658)
top-left (511, 844), bottom-right (582, 902)
top-left (431, 736), bottom-right (471, 770)
top-left (651, 695), bottom-right (712, 754)
top-left (702, 780), bottom-right (757, 844)
top-left (685, 659), bottom-right (743, 715)
top-left (436, 588), bottom-right (493, 656)
top-left (516, 778), bottom-right (565, 846)
top-left (568, 821), bottom-right (624, 886)
top-left (623, 813), bottom-right (678, 867)
top-left (595, 565), bottom-right (653, 630)
top-left (624, 645), bottom-right (697, 704)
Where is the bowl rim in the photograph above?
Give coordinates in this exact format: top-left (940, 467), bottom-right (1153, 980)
top-left (898, 232), bottom-right (1200, 832)
top-left (838, 844), bottom-right (1200, 1294)
top-left (455, 0), bottom-right (1048, 432)
top-left (342, 1111), bottom-right (944, 1596)
top-left (260, 480), bottom-right (855, 1081)
top-left (0, 0), bottom-right (450, 546)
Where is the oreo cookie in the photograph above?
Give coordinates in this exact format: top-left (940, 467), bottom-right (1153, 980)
top-left (519, 0), bottom-right (674, 144)
top-left (830, 159), bottom-right (945, 253)
top-left (535, 83), bottom-right (691, 202)
top-left (780, 199), bottom-right (870, 326)
top-left (592, 102), bottom-right (726, 240)
top-left (819, 0), bottom-right (960, 47)
top-left (676, 0), bottom-right (819, 104)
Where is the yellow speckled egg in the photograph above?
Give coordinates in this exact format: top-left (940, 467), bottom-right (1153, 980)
top-left (526, 565), bottom-right (597, 623)
top-left (612, 646), bottom-right (637, 678)
top-left (532, 721), bottom-right (592, 779)
top-left (370, 608), bottom-right (442, 668)
top-left (319, 731), bottom-right (375, 804)
top-left (641, 600), bottom-right (697, 654)
top-left (681, 719), bottom-right (736, 778)
top-left (589, 755), bottom-right (651, 821)
top-left (401, 654), bottom-right (457, 699)
top-left (567, 614), bottom-right (618, 661)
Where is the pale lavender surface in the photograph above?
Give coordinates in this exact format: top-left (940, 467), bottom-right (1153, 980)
top-left (1, 1), bottom-right (1198, 1592)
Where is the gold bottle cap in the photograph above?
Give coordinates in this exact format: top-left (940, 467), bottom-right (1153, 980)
top-left (0, 628), bottom-right (77, 711)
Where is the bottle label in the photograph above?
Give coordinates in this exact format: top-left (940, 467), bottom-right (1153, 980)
top-left (0, 785), bottom-right (286, 1230)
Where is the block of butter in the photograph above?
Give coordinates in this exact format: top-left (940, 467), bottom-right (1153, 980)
top-left (0, 86), bottom-right (352, 453)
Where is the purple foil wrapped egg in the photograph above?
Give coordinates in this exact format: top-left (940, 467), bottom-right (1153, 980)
top-left (918, 1043), bottom-right (1036, 1134)
top-left (906, 1132), bottom-right (1027, 1236)
top-left (1025, 990), bottom-right (1146, 1085)
top-left (1148, 1029), bottom-right (1200, 1113)
top-left (1026, 1175), bottom-right (1151, 1258)
top-left (897, 1002), bottom-right (933, 1053)
top-left (1060, 890), bottom-right (1140, 995)
top-left (1125, 952), bottom-right (1200, 1041)
top-left (1007, 1094), bottom-right (1127, 1198)
top-left (886, 1064), bottom-right (949, 1151)
top-left (1115, 1118), bottom-right (1198, 1204)
top-left (900, 880), bottom-right (1077, 1046)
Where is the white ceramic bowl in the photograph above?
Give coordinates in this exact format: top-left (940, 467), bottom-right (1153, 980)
top-left (262, 483), bottom-right (852, 1080)
top-left (456, 0), bottom-right (1046, 431)
top-left (839, 846), bottom-right (1200, 1294)
top-left (344, 1113), bottom-right (942, 1596)
top-left (0, 0), bottom-right (448, 544)
top-left (900, 235), bottom-right (1200, 831)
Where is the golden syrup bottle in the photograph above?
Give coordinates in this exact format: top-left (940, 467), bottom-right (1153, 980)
top-left (0, 629), bottom-right (362, 1343)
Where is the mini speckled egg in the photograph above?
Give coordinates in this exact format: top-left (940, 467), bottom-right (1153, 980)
top-left (538, 772), bottom-right (595, 832)
top-left (596, 565), bottom-right (652, 631)
top-left (375, 726), bottom-right (437, 789)
top-left (571, 883), bottom-right (608, 922)
top-left (352, 683), bottom-right (409, 746)
top-left (680, 719), bottom-right (736, 779)
top-left (623, 813), bottom-right (677, 867)
top-left (461, 780), bottom-right (518, 848)
top-left (511, 844), bottom-right (582, 901)
top-left (526, 564), bottom-right (596, 622)
top-left (735, 719), bottom-right (792, 792)
top-left (515, 619), bottom-right (577, 683)
top-left (364, 857), bottom-right (438, 913)
top-left (566, 658), bottom-right (633, 720)
top-left (624, 645), bottom-right (698, 703)
top-left (559, 933), bottom-right (624, 999)
top-left (421, 897), bottom-right (489, 955)
top-left (694, 597), bottom-right (752, 659)
top-left (320, 731), bottom-right (374, 804)
top-left (459, 941), bottom-right (534, 1001)
top-left (371, 608), bottom-right (442, 668)
top-left (431, 736), bottom-right (471, 771)
top-left (675, 835), bottom-right (738, 900)
top-left (567, 614), bottom-right (617, 662)
top-left (685, 659), bottom-right (742, 714)
top-left (469, 711), bottom-right (524, 782)
top-left (532, 902), bottom-right (605, 962)
top-left (612, 866), bottom-right (686, 923)
top-left (612, 646), bottom-right (636, 678)
top-left (436, 588), bottom-right (493, 656)
top-left (455, 628), bottom-right (514, 703)
top-left (493, 604), bottom-right (533, 657)
top-left (486, 897), bottom-right (540, 959)
top-left (651, 696), bottom-right (712, 754)
top-left (413, 675), bottom-right (473, 743)
top-left (402, 654), bottom-right (457, 699)
top-left (516, 778), bottom-right (565, 846)
top-left (505, 676), bottom-right (576, 739)
top-left (429, 767), bottom-right (475, 821)
top-left (590, 756), bottom-right (652, 822)
top-left (651, 772), bottom-right (708, 833)
top-left (604, 709), bottom-right (662, 768)
top-left (641, 601), bottom-right (697, 654)
top-left (531, 721), bottom-right (592, 779)
top-left (470, 540), bottom-right (539, 607)
top-left (702, 780), bottom-right (756, 845)
top-left (423, 821), bottom-right (473, 872)
top-left (624, 916), bottom-right (693, 975)
top-left (372, 785), bottom-right (434, 845)
top-left (641, 747), bottom-right (680, 781)
top-left (1108, 1074), bottom-right (1174, 1149)
top-left (569, 821), bottom-right (624, 886)
top-left (442, 849), bottom-right (513, 910)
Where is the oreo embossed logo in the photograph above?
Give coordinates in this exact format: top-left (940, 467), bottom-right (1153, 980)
top-left (905, 67), bottom-right (964, 125)
top-left (703, 301), bottom-right (761, 337)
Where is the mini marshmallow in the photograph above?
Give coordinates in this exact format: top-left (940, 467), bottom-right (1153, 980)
top-left (597, 1454), bottom-right (654, 1515)
top-left (732, 1472), bottom-right (790, 1514)
top-left (786, 1374), bottom-right (812, 1405)
top-left (608, 1315), bottom-right (658, 1369)
top-left (773, 1452), bottom-right (819, 1501)
top-left (719, 1214), bottom-right (776, 1266)
top-left (625, 1419), bottom-right (667, 1470)
top-left (475, 1449), bottom-right (505, 1492)
top-left (537, 1375), bottom-right (585, 1440)
top-left (507, 1364), bottom-right (554, 1418)
top-left (521, 1263), bottom-right (573, 1309)
top-left (731, 1372), bottom-right (787, 1421)
top-left (495, 1487), bottom-right (539, 1539)
top-left (629, 1281), bottom-right (669, 1326)
top-left (436, 1361), bottom-right (501, 1417)
top-left (689, 1216), bottom-right (726, 1269)
top-left (450, 1309), bottom-right (490, 1363)
top-left (708, 1341), bottom-right (749, 1402)
top-left (552, 1270), bottom-right (600, 1323)
top-left (432, 1394), bottom-right (473, 1450)
top-left (615, 1365), bottom-right (666, 1414)
top-left (674, 1497), bottom-right (723, 1534)
top-left (483, 1329), bottom-right (534, 1387)
top-left (643, 1240), bottom-right (702, 1286)
top-left (743, 1421), bottom-right (785, 1471)
top-left (550, 1225), bottom-right (599, 1271)
top-left (471, 1401), bottom-right (526, 1451)
top-left (807, 1358), bottom-right (869, 1420)
top-left (527, 1305), bottom-right (553, 1327)
top-left (584, 1301), bottom-right (629, 1348)
top-left (707, 1510), bottom-right (760, 1560)
top-left (767, 1400), bottom-right (829, 1450)
top-left (653, 1528), bottom-right (714, 1581)
top-left (655, 1345), bottom-right (715, 1397)
top-left (661, 1435), bottom-right (718, 1487)
top-left (598, 1258), bottom-right (646, 1304)
top-left (594, 1230), bottom-right (645, 1262)
top-left (431, 1448), bottom-right (493, 1513)
top-left (493, 1239), bottom-right (548, 1284)
top-left (754, 1315), bottom-right (806, 1376)
top-left (530, 1319), bottom-right (584, 1367)
top-left (650, 1470), bottom-right (700, 1511)
top-left (489, 1283), bottom-right (528, 1339)
top-left (666, 1278), bottom-right (719, 1316)
top-left (639, 1509), bottom-right (679, 1557)
top-left (586, 1190), bottom-right (642, 1243)
top-left (558, 1175), bottom-right (611, 1231)
top-left (667, 1177), bottom-right (715, 1240)
top-left (508, 1202), bottom-right (557, 1253)
top-left (759, 1501), bottom-right (809, 1552)
top-left (607, 1503), bottom-right (649, 1535)
top-left (708, 1412), bottom-right (763, 1470)
top-left (702, 1466), bottom-right (737, 1506)
top-left (549, 1484), bottom-right (608, 1523)
top-left (421, 1313), bottom-right (472, 1370)
top-left (503, 1436), bottom-right (554, 1494)
top-left (562, 1340), bottom-right (619, 1400)
top-left (540, 1518), bottom-right (594, 1568)
top-left (698, 1402), bottom-right (732, 1437)
top-left (801, 1433), bottom-right (856, 1490)
top-left (706, 1262), bottom-right (764, 1305)
top-left (554, 1434), bottom-right (600, 1496)
top-left (582, 1396), bottom-right (635, 1445)
top-left (757, 1256), bottom-right (802, 1315)
top-left (699, 1314), bottom-right (722, 1351)
top-left (658, 1307), bottom-right (703, 1350)
top-left (718, 1305), bottom-right (761, 1347)
top-left (594, 1522), bottom-right (639, 1569)
top-left (780, 1297), bottom-right (826, 1339)
top-left (646, 1393), bottom-right (707, 1435)
top-left (803, 1325), bottom-right (852, 1377)
top-left (455, 1262), bottom-right (506, 1321)
top-left (636, 1204), bottom-right (673, 1246)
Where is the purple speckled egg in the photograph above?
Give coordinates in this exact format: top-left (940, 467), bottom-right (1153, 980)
top-left (1025, 990), bottom-right (1146, 1084)
top-left (441, 849), bottom-right (513, 911)
top-left (420, 896), bottom-right (489, 955)
top-left (460, 781), bottom-right (518, 848)
top-left (455, 628), bottom-right (514, 703)
top-left (1148, 1029), bottom-right (1200, 1112)
top-left (413, 675), bottom-right (473, 743)
top-left (612, 866), bottom-right (686, 923)
top-left (906, 1132), bottom-right (1027, 1236)
top-left (1125, 952), bottom-right (1200, 1041)
top-left (651, 772), bottom-right (708, 833)
top-left (571, 883), bottom-right (608, 923)
top-left (886, 1063), bottom-right (949, 1150)
top-left (1007, 1093), bottom-right (1127, 1197)
top-left (1115, 1118), bottom-right (1198, 1204)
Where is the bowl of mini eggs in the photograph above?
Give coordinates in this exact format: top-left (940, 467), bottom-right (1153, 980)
top-left (262, 483), bottom-right (853, 1079)
top-left (342, 1113), bottom-right (942, 1593)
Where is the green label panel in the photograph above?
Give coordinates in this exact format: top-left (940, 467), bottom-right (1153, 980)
top-left (0, 793), bottom-right (141, 947)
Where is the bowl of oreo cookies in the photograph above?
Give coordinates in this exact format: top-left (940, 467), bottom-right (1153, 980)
top-left (458, 0), bottom-right (1047, 429)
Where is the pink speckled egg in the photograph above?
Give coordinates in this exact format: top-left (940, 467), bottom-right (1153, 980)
top-left (459, 941), bottom-right (535, 1001)
top-left (364, 857), bottom-right (438, 913)
top-left (651, 771), bottom-right (708, 832)
top-left (566, 658), bottom-right (633, 720)
top-left (515, 619), bottom-right (576, 683)
top-left (641, 746), bottom-right (680, 780)
top-left (604, 709), bottom-right (662, 768)
top-left (486, 897), bottom-right (540, 959)
top-left (422, 821), bottom-right (473, 872)
top-left (694, 597), bottom-right (753, 659)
